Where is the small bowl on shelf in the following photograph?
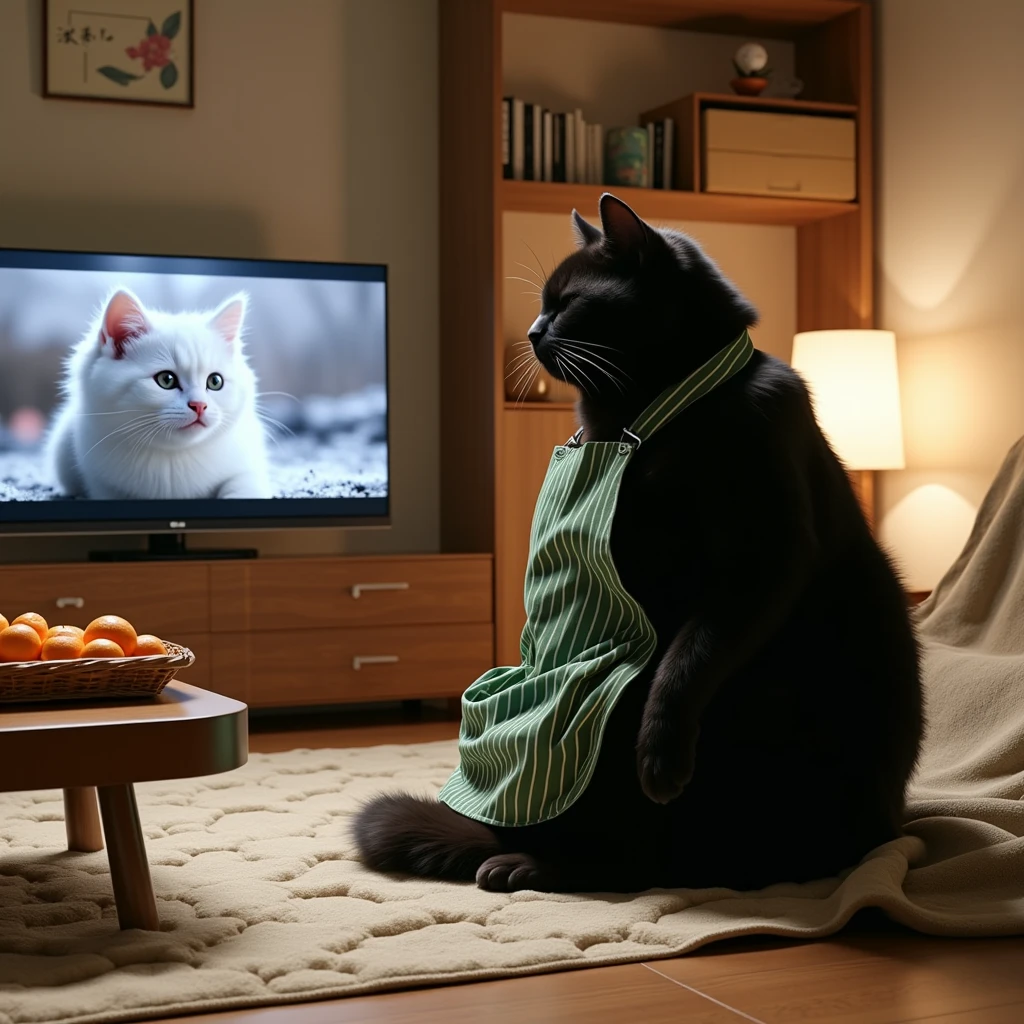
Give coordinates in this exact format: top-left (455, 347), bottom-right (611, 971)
top-left (730, 76), bottom-right (768, 96)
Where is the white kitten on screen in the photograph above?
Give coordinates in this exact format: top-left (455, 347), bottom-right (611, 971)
top-left (48, 287), bottom-right (273, 500)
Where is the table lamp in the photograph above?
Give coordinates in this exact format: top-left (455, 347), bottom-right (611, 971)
top-left (790, 329), bottom-right (905, 528)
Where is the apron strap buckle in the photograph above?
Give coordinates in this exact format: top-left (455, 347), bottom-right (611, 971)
top-left (621, 428), bottom-right (642, 448)
top-left (565, 427), bottom-right (585, 447)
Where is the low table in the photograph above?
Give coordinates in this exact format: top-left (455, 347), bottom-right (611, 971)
top-left (0, 681), bottom-right (247, 931)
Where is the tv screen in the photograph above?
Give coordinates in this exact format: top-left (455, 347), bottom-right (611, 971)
top-left (0, 249), bottom-right (388, 537)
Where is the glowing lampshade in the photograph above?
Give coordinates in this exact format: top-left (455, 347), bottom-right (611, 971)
top-left (791, 329), bottom-right (906, 471)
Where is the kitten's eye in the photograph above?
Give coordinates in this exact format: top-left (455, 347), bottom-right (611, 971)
top-left (555, 294), bottom-right (576, 313)
top-left (154, 371), bottom-right (178, 390)
top-left (207, 373), bottom-right (224, 391)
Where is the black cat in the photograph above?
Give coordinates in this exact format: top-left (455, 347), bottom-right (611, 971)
top-left (354, 194), bottom-right (923, 894)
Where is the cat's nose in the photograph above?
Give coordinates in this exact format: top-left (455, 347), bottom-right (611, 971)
top-left (528, 314), bottom-right (550, 346)
top-left (188, 400), bottom-right (207, 418)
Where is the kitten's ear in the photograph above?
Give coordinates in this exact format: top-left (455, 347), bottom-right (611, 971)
top-left (99, 289), bottom-right (149, 359)
top-left (208, 293), bottom-right (248, 345)
top-left (571, 208), bottom-right (602, 248)
top-left (599, 193), bottom-right (648, 255)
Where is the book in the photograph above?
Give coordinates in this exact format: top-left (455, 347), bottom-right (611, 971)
top-left (652, 121), bottom-right (664, 189)
top-left (553, 113), bottom-right (565, 182)
top-left (502, 98), bottom-right (513, 180)
top-left (662, 117), bottom-right (674, 190)
top-left (565, 112), bottom-right (576, 184)
top-left (512, 99), bottom-right (525, 181)
top-left (543, 110), bottom-right (553, 182)
top-left (532, 104), bottom-right (542, 182)
top-left (645, 122), bottom-right (655, 188)
top-left (523, 104), bottom-right (534, 181)
top-left (574, 109), bottom-right (586, 184)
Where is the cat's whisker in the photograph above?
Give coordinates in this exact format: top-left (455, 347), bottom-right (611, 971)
top-left (515, 362), bottom-right (542, 406)
top-left (505, 351), bottom-right (537, 381)
top-left (555, 342), bottom-right (630, 390)
top-left (547, 335), bottom-right (621, 354)
top-left (523, 241), bottom-right (549, 286)
top-left (556, 353), bottom-right (590, 396)
top-left (513, 260), bottom-right (545, 285)
top-left (81, 414), bottom-right (166, 458)
top-left (506, 275), bottom-right (543, 295)
top-left (511, 356), bottom-right (540, 397)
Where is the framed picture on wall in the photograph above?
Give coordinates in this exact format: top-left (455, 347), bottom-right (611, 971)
top-left (44, 1), bottom-right (193, 107)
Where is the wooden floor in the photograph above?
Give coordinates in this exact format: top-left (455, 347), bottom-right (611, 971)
top-left (164, 708), bottom-right (1024, 1024)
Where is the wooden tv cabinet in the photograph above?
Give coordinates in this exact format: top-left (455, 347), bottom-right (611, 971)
top-left (0, 554), bottom-right (494, 709)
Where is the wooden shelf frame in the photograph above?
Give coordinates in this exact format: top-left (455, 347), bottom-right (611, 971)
top-left (440, 0), bottom-right (874, 664)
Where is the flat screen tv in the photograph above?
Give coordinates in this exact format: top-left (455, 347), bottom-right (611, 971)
top-left (0, 248), bottom-right (388, 557)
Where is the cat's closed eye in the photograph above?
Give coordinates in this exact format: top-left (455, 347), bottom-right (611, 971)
top-left (154, 371), bottom-right (178, 390)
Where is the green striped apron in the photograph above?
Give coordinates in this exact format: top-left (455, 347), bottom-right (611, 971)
top-left (439, 330), bottom-right (755, 827)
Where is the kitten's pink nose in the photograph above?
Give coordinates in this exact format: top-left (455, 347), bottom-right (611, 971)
top-left (188, 400), bottom-right (207, 419)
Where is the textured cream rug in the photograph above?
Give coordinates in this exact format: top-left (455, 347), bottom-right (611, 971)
top-left (4, 440), bottom-right (1024, 1024)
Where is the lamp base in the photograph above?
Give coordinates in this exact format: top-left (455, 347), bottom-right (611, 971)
top-left (847, 469), bottom-right (875, 530)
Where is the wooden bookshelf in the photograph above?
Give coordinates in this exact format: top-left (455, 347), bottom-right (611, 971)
top-left (502, 181), bottom-right (857, 226)
top-left (440, 0), bottom-right (875, 665)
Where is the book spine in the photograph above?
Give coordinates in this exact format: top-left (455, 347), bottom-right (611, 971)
top-left (533, 104), bottom-right (542, 182)
top-left (653, 121), bottom-right (664, 189)
top-left (553, 113), bottom-right (565, 183)
top-left (523, 103), bottom-right (534, 181)
top-left (543, 110), bottom-right (553, 182)
top-left (502, 98), bottom-right (512, 180)
top-left (565, 113), bottom-right (575, 184)
top-left (646, 122), bottom-right (655, 188)
top-left (574, 109), bottom-right (585, 184)
top-left (512, 99), bottom-right (525, 181)
top-left (662, 117), bottom-right (674, 190)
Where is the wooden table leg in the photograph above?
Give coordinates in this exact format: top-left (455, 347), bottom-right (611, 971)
top-left (64, 786), bottom-right (104, 852)
top-left (97, 783), bottom-right (159, 931)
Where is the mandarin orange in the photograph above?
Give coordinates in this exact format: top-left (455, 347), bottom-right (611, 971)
top-left (0, 614), bottom-right (8, 632)
top-left (81, 638), bottom-right (125, 658)
top-left (0, 623), bottom-right (43, 662)
top-left (47, 624), bottom-right (85, 640)
top-left (41, 633), bottom-right (85, 661)
top-left (84, 615), bottom-right (137, 656)
top-left (133, 634), bottom-right (167, 656)
top-left (12, 612), bottom-right (48, 643)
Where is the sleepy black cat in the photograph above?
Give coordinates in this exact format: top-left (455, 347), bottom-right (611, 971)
top-left (353, 194), bottom-right (923, 894)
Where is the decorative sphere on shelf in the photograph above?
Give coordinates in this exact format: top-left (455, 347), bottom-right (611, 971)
top-left (734, 42), bottom-right (769, 75)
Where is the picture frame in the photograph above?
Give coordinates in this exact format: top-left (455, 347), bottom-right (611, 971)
top-left (43, 1), bottom-right (194, 108)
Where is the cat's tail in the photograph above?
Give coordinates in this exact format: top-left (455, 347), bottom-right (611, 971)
top-left (352, 792), bottom-right (500, 880)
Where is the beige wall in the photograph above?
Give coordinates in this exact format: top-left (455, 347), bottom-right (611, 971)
top-left (0, 0), bottom-right (438, 562)
top-left (876, 0), bottom-right (1024, 589)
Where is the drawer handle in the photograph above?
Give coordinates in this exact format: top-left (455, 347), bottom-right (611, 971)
top-left (350, 582), bottom-right (409, 600)
top-left (767, 181), bottom-right (802, 192)
top-left (56, 597), bottom-right (85, 609)
top-left (352, 655), bottom-right (400, 671)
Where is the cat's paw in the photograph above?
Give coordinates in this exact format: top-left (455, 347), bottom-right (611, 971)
top-left (636, 724), bottom-right (696, 804)
top-left (476, 852), bottom-right (554, 892)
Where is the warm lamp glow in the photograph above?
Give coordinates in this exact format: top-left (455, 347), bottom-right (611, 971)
top-left (791, 330), bottom-right (906, 470)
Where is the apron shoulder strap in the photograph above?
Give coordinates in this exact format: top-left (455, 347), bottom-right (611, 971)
top-left (629, 330), bottom-right (755, 443)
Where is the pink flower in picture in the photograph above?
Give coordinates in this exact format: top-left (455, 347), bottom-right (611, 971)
top-left (126, 33), bottom-right (172, 71)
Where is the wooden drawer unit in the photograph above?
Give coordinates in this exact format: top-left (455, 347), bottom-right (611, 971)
top-left (246, 555), bottom-right (492, 632)
top-left (247, 624), bottom-right (493, 706)
top-left (0, 563), bottom-right (209, 637)
top-left (703, 108), bottom-right (856, 201)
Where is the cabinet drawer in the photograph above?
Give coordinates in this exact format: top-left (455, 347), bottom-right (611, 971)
top-left (248, 623), bottom-right (493, 706)
top-left (0, 564), bottom-right (209, 636)
top-left (247, 556), bottom-right (492, 630)
top-left (704, 150), bottom-right (855, 201)
top-left (704, 108), bottom-right (855, 160)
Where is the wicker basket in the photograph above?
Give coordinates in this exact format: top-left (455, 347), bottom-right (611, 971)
top-left (0, 642), bottom-right (195, 704)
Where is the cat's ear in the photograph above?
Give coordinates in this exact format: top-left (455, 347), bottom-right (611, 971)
top-left (598, 193), bottom-right (648, 255)
top-left (571, 208), bottom-right (602, 248)
top-left (208, 293), bottom-right (248, 345)
top-left (99, 289), bottom-right (149, 359)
